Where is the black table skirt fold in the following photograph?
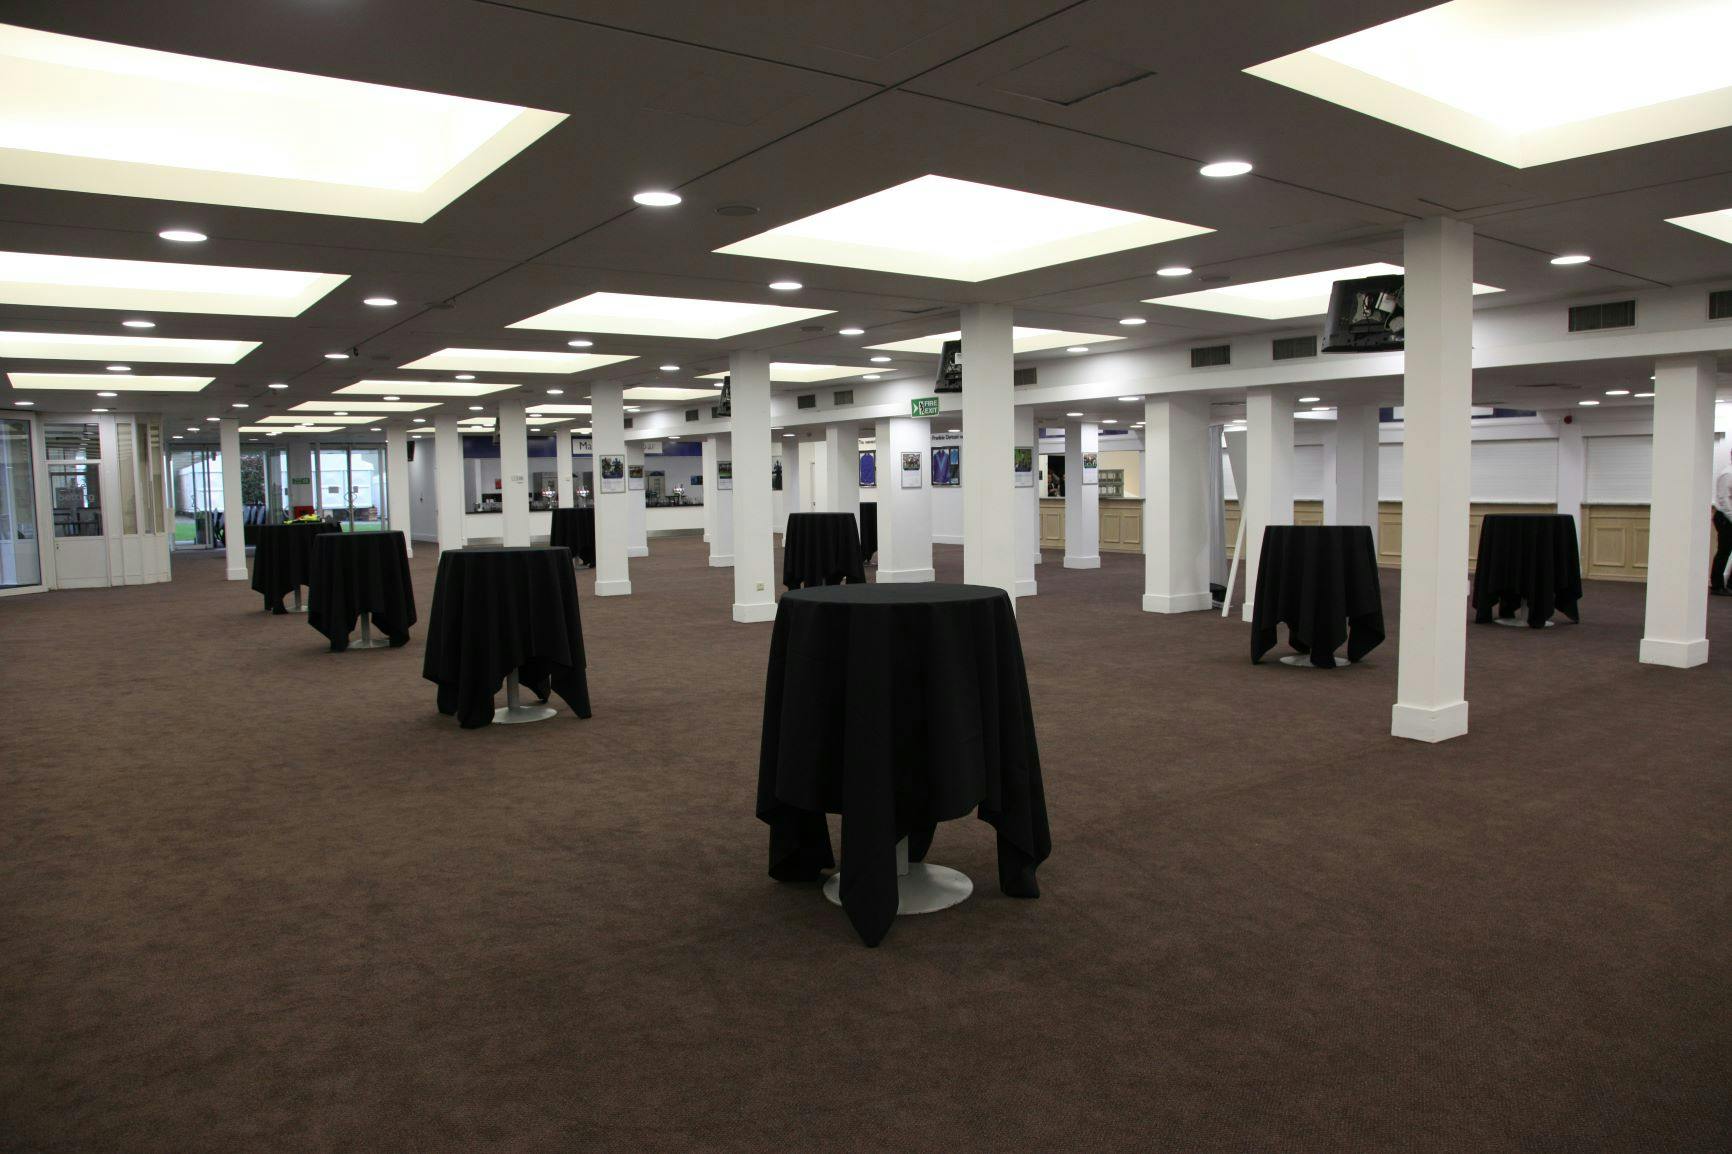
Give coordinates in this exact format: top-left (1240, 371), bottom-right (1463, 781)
top-left (1250, 525), bottom-right (1385, 667)
top-left (757, 583), bottom-right (1051, 946)
top-left (250, 522), bottom-right (343, 613)
top-left (782, 512), bottom-right (866, 589)
top-left (421, 546), bottom-right (592, 728)
top-left (307, 531), bottom-right (417, 651)
top-left (1473, 513), bottom-right (1582, 626)
top-left (548, 507), bottom-right (597, 567)
top-left (858, 502), bottom-right (878, 564)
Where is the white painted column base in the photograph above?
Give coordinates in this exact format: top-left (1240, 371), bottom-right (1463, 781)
top-left (1144, 591), bottom-right (1213, 614)
top-left (1063, 555), bottom-right (1100, 570)
top-left (1391, 701), bottom-right (1470, 743)
top-left (594, 578), bottom-right (632, 597)
top-left (1639, 637), bottom-right (1709, 668)
top-left (879, 566), bottom-right (935, 583)
top-left (732, 601), bottom-right (777, 623)
top-left (1241, 601), bottom-right (1255, 623)
top-left (709, 553), bottom-right (734, 568)
top-left (627, 545), bottom-right (649, 558)
top-left (1016, 578), bottom-right (1037, 597)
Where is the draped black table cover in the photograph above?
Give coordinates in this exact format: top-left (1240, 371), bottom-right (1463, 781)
top-left (782, 512), bottom-right (867, 589)
top-left (1473, 513), bottom-right (1582, 626)
top-left (251, 522), bottom-right (342, 613)
top-left (858, 502), bottom-right (878, 564)
top-left (548, 507), bottom-right (596, 567)
top-left (421, 546), bottom-right (592, 729)
top-left (307, 531), bottom-right (417, 652)
top-left (757, 583), bottom-right (1051, 947)
top-left (1250, 525), bottom-right (1385, 667)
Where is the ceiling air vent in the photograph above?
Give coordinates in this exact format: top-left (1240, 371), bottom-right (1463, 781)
top-left (1710, 288), bottom-right (1732, 320)
top-left (1190, 343), bottom-right (1231, 368)
top-left (796, 393), bottom-right (817, 410)
top-left (831, 389), bottom-right (854, 406)
top-left (685, 408), bottom-right (699, 421)
top-left (1568, 300), bottom-right (1635, 332)
top-left (1272, 335), bottom-right (1317, 361)
top-left (1013, 367), bottom-right (1037, 386)
top-left (623, 417), bottom-right (633, 429)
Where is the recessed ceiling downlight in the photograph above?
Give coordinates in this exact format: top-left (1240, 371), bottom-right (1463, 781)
top-left (1550, 253), bottom-right (1591, 266)
top-left (1198, 161), bottom-right (1252, 178)
top-left (158, 229), bottom-right (206, 243)
top-left (633, 190), bottom-right (681, 207)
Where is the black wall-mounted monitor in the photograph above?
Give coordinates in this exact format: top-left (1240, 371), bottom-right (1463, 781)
top-left (1322, 274), bottom-right (1405, 353)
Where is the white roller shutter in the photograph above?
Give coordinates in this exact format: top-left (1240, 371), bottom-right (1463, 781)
top-left (1293, 444), bottom-right (1324, 499)
top-left (1471, 439), bottom-right (1557, 502)
top-left (1584, 435), bottom-right (1652, 503)
top-left (1379, 443), bottom-right (1402, 501)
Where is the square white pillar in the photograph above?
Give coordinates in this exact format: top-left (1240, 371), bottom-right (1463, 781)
top-left (218, 417), bottom-right (247, 580)
top-left (625, 441), bottom-right (648, 557)
top-left (590, 382), bottom-right (632, 596)
top-left (554, 428), bottom-right (574, 508)
top-left (386, 425), bottom-right (413, 557)
top-left (874, 416), bottom-right (934, 582)
top-left (780, 433), bottom-right (803, 535)
top-left (1640, 354), bottom-right (1716, 668)
top-left (1240, 386), bottom-right (1294, 621)
top-left (706, 433), bottom-right (734, 567)
top-left (730, 351), bottom-right (776, 622)
top-left (701, 437), bottom-right (716, 544)
top-left (497, 397), bottom-right (531, 548)
top-left (1392, 216), bottom-right (1474, 743)
top-left (960, 303), bottom-right (1018, 600)
top-left (821, 424), bottom-right (861, 527)
top-left (1142, 394), bottom-right (1213, 612)
top-left (1553, 416), bottom-right (1586, 552)
top-left (432, 414), bottom-right (465, 553)
top-left (1063, 419), bottom-right (1101, 569)
top-left (1014, 406), bottom-right (1038, 597)
top-left (1324, 401), bottom-right (1382, 549)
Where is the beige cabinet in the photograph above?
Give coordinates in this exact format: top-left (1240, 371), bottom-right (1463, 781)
top-left (1037, 497), bottom-right (1144, 553)
top-left (1582, 505), bottom-right (1649, 581)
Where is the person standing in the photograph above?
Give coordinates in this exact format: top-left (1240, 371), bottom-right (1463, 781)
top-left (1713, 468), bottom-right (1732, 595)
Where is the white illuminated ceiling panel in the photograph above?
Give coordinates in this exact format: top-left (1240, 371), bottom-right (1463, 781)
top-left (1246, 0), bottom-right (1732, 167)
top-left (290, 399), bottom-right (439, 413)
top-left (0, 250), bottom-right (346, 316)
top-left (1145, 262), bottom-right (1501, 320)
top-left (695, 363), bottom-right (876, 384)
top-left (524, 404), bottom-right (593, 415)
top-left (399, 348), bottom-right (635, 374)
top-left (7, 371), bottom-right (211, 391)
top-left (0, 330), bottom-right (258, 363)
top-left (241, 424), bottom-right (341, 433)
top-left (508, 292), bottom-right (832, 340)
top-left (866, 327), bottom-right (1125, 355)
top-left (1667, 207), bottom-right (1732, 245)
top-left (256, 414), bottom-right (377, 425)
top-left (335, 379), bottom-right (519, 398)
top-left (715, 175), bottom-right (1212, 281)
top-left (624, 386), bottom-right (723, 401)
top-left (0, 22), bottom-right (566, 221)
top-left (459, 416), bottom-right (575, 427)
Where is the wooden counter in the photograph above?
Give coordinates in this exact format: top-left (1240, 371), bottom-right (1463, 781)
top-left (1038, 497), bottom-right (1144, 554)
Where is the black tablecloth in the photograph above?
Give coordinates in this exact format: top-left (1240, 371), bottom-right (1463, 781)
top-left (1473, 513), bottom-right (1582, 626)
top-left (251, 522), bottom-right (343, 613)
top-left (548, 507), bottom-right (596, 567)
top-left (782, 512), bottom-right (867, 589)
top-left (1250, 525), bottom-right (1385, 667)
top-left (858, 502), bottom-right (877, 564)
top-left (421, 547), bottom-right (592, 728)
top-left (757, 583), bottom-right (1050, 947)
top-left (307, 531), bottom-right (417, 652)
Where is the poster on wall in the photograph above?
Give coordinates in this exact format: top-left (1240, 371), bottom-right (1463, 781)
top-left (717, 460), bottom-right (733, 490)
top-left (859, 450), bottom-right (876, 488)
top-left (935, 339), bottom-right (962, 394)
top-left (772, 460), bottom-right (783, 491)
top-left (900, 451), bottom-right (923, 488)
top-left (931, 445), bottom-right (961, 486)
top-left (599, 455), bottom-right (626, 493)
top-left (1082, 451), bottom-right (1099, 485)
top-left (716, 375), bottom-right (732, 418)
top-left (1013, 446), bottom-right (1034, 487)
top-left (627, 464), bottom-right (645, 491)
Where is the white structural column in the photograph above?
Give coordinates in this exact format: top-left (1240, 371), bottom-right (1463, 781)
top-left (1013, 406), bottom-right (1038, 596)
top-left (386, 425), bottom-right (413, 557)
top-left (1325, 400), bottom-right (1382, 549)
top-left (1241, 386), bottom-right (1294, 622)
top-left (1063, 419), bottom-right (1100, 568)
top-left (432, 414), bottom-right (465, 553)
top-left (1640, 353), bottom-right (1717, 668)
top-left (706, 433), bottom-right (734, 567)
top-left (589, 382), bottom-right (632, 596)
top-left (497, 396), bottom-right (530, 548)
top-left (1553, 415), bottom-right (1586, 551)
top-left (218, 417), bottom-right (246, 580)
top-left (780, 436), bottom-right (803, 534)
top-left (1392, 216), bottom-right (1474, 743)
top-left (960, 303), bottom-right (1017, 599)
top-left (873, 416), bottom-right (934, 583)
top-left (554, 427), bottom-right (574, 508)
top-left (1142, 394), bottom-right (1213, 612)
top-left (821, 424), bottom-right (861, 527)
top-left (625, 441), bottom-right (647, 556)
top-left (701, 438), bottom-right (716, 544)
top-left (730, 351), bottom-right (775, 622)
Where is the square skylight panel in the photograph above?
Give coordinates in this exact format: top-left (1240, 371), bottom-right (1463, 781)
top-left (623, 386), bottom-right (723, 402)
top-left (256, 414), bottom-right (377, 425)
top-left (0, 251), bottom-right (346, 316)
top-left (0, 330), bottom-right (258, 363)
top-left (696, 363), bottom-right (877, 384)
top-left (1145, 262), bottom-right (1500, 320)
top-left (0, 22), bottom-right (565, 221)
top-left (714, 175), bottom-right (1213, 282)
top-left (509, 292), bottom-right (832, 340)
top-left (398, 349), bottom-right (636, 375)
top-left (242, 425), bottom-right (341, 433)
top-left (290, 400), bottom-right (439, 413)
top-left (866, 327), bottom-right (1125, 355)
top-left (7, 371), bottom-right (212, 392)
top-left (1245, 0), bottom-right (1732, 167)
top-left (1667, 207), bottom-right (1732, 245)
top-left (335, 380), bottom-right (519, 398)
top-left (523, 404), bottom-right (593, 415)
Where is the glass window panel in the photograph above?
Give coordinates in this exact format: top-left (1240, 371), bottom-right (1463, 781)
top-left (117, 419), bottom-right (138, 534)
top-left (316, 447), bottom-right (351, 527)
top-left (45, 421), bottom-right (100, 462)
top-left (347, 447), bottom-right (384, 529)
top-left (49, 462), bottom-right (101, 537)
top-left (0, 418), bottom-right (41, 587)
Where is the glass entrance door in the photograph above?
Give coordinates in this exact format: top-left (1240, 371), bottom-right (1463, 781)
top-left (170, 448), bottom-right (220, 548)
top-left (315, 445), bottom-right (387, 531)
top-left (0, 417), bottom-right (41, 588)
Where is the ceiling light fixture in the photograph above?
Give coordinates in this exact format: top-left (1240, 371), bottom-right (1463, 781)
top-left (1101, 418), bottom-right (1118, 424)
top-left (1635, 391), bottom-right (1655, 397)
top-left (510, 291), bottom-right (830, 340)
top-left (566, 339), bottom-right (593, 348)
top-left (411, 417), bottom-right (426, 423)
top-left (1299, 396), bottom-right (1321, 403)
top-left (1156, 266), bottom-right (1193, 277)
top-left (96, 390), bottom-right (117, 397)
top-left (158, 228), bottom-right (206, 243)
top-left (659, 363), bottom-right (680, 372)
top-left (838, 326), bottom-right (864, 336)
top-left (1550, 254), bottom-right (1591, 266)
top-left (1118, 317), bottom-right (1146, 326)
top-left (268, 382), bottom-right (288, 389)
top-left (870, 355), bottom-right (891, 363)
top-left (400, 348), bottom-right (635, 374)
top-left (0, 250), bottom-right (347, 316)
top-left (363, 296), bottom-right (397, 307)
top-left (205, 416), bottom-right (220, 422)
top-left (369, 427), bottom-right (381, 432)
top-left (0, 330), bottom-right (258, 364)
top-left (633, 190), bottom-right (681, 207)
top-left (382, 395), bottom-right (400, 401)
top-left (332, 410), bottom-right (348, 416)
top-left (325, 351), bottom-right (349, 359)
top-left (121, 319), bottom-right (154, 328)
top-left (1146, 260), bottom-right (1500, 319)
top-left (768, 280), bottom-right (802, 291)
top-left (1199, 161), bottom-right (1252, 178)
top-left (1578, 399), bottom-right (1600, 406)
top-left (1066, 346), bottom-right (1090, 353)
top-left (1606, 389), bottom-right (1630, 396)
top-left (7, 372), bottom-right (212, 392)
top-left (455, 374), bottom-right (475, 380)
top-left (1118, 396), bottom-right (1139, 402)
top-left (546, 388), bottom-right (563, 395)
top-left (91, 407), bottom-right (109, 412)
top-left (1065, 411), bottom-right (1084, 417)
top-left (106, 364), bottom-right (130, 372)
top-left (863, 374), bottom-right (881, 380)
top-left (232, 402), bottom-right (248, 409)
top-left (869, 327), bottom-right (1124, 356)
top-left (468, 405), bottom-right (483, 411)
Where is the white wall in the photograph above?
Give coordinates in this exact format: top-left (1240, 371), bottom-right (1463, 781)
top-left (408, 437), bottom-right (438, 542)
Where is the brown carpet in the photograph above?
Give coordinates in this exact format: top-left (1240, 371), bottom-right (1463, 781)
top-left (2, 537), bottom-right (1728, 1153)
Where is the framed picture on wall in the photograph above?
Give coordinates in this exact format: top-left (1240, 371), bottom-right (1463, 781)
top-left (1082, 451), bottom-right (1099, 485)
top-left (1013, 446), bottom-right (1033, 487)
top-left (717, 460), bottom-right (733, 490)
top-left (900, 451), bottom-right (922, 488)
top-left (931, 445), bottom-right (960, 486)
top-left (859, 449), bottom-right (876, 488)
top-left (599, 455), bottom-right (625, 492)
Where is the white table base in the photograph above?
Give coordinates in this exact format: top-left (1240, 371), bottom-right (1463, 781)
top-left (1278, 652), bottom-right (1356, 669)
top-left (823, 836), bottom-right (973, 915)
top-left (493, 670), bottom-right (556, 725)
top-left (288, 586), bottom-right (308, 614)
top-left (347, 616), bottom-right (390, 650)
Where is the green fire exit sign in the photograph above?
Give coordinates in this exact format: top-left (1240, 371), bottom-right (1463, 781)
top-left (910, 396), bottom-right (940, 418)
